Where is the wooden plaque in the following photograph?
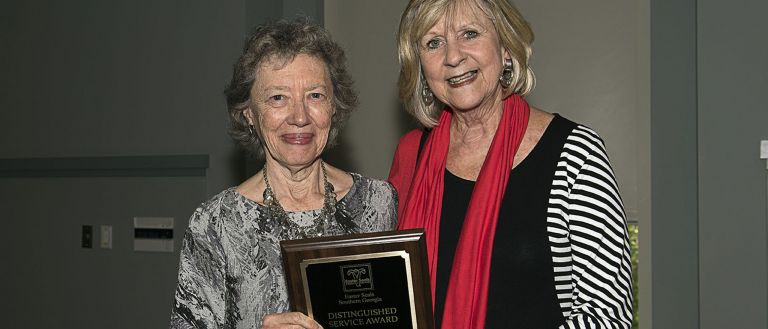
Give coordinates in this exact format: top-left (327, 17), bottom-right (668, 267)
top-left (280, 229), bottom-right (434, 329)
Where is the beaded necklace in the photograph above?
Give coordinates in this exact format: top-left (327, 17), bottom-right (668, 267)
top-left (262, 161), bottom-right (337, 238)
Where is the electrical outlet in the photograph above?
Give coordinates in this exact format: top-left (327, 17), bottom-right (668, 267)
top-left (81, 225), bottom-right (93, 248)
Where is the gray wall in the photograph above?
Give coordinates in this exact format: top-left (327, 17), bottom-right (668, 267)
top-left (0, 0), bottom-right (246, 193)
top-left (697, 0), bottom-right (768, 327)
top-left (0, 176), bottom-right (207, 328)
top-left (323, 0), bottom-right (412, 179)
top-left (650, 0), bottom-right (700, 327)
top-left (651, 0), bottom-right (768, 328)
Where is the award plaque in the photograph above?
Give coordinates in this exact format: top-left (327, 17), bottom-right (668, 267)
top-left (280, 229), bottom-right (434, 329)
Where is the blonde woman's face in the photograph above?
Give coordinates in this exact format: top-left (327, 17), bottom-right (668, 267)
top-left (418, 4), bottom-right (507, 114)
top-left (244, 54), bottom-right (334, 171)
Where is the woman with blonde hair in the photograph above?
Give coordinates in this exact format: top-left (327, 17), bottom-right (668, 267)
top-left (389, 0), bottom-right (633, 327)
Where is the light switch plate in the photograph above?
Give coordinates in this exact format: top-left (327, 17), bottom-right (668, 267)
top-left (761, 140), bottom-right (768, 159)
top-left (100, 225), bottom-right (113, 249)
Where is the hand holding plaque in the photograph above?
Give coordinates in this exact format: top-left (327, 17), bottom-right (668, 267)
top-left (280, 229), bottom-right (434, 329)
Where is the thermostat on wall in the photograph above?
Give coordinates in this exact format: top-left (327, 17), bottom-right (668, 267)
top-left (133, 217), bottom-right (174, 253)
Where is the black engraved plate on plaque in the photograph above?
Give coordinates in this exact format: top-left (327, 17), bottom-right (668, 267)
top-left (303, 252), bottom-right (413, 328)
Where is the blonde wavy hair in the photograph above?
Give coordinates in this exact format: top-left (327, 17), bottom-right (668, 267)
top-left (397, 0), bottom-right (535, 127)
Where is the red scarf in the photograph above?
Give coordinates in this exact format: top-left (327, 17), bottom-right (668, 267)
top-left (397, 95), bottom-right (530, 329)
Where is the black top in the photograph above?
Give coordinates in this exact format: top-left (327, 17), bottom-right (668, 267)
top-left (434, 115), bottom-right (576, 328)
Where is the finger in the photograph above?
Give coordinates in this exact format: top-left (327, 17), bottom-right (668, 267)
top-left (282, 312), bottom-right (322, 329)
top-left (261, 312), bottom-right (322, 329)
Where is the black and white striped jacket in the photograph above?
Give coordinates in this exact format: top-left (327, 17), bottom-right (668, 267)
top-left (548, 125), bottom-right (634, 328)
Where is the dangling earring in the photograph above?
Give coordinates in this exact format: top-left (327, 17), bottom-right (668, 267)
top-left (421, 72), bottom-right (434, 105)
top-left (500, 59), bottom-right (513, 88)
top-left (421, 83), bottom-right (434, 106)
top-left (248, 124), bottom-right (255, 137)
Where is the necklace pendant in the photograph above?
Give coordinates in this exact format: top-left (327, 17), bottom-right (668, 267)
top-left (263, 192), bottom-right (274, 205)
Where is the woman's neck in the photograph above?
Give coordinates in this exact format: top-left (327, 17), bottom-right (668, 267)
top-left (264, 159), bottom-right (325, 210)
top-left (445, 93), bottom-right (507, 180)
top-left (450, 98), bottom-right (504, 145)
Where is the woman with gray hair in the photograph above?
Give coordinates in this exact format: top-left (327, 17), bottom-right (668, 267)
top-left (389, 0), bottom-right (633, 328)
top-left (170, 18), bottom-right (397, 329)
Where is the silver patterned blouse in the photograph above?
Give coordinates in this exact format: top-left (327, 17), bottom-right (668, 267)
top-left (170, 173), bottom-right (398, 329)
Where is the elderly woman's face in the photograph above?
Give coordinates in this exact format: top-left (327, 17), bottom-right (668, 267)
top-left (419, 4), bottom-right (507, 113)
top-left (245, 54), bottom-right (334, 169)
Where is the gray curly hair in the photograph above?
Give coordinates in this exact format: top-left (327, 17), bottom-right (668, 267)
top-left (224, 18), bottom-right (358, 158)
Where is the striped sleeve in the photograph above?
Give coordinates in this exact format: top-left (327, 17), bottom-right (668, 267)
top-left (547, 125), bottom-right (634, 329)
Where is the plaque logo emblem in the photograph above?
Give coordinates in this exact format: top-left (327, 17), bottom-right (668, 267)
top-left (340, 263), bottom-right (374, 292)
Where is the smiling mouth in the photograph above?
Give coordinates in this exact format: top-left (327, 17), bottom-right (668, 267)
top-left (447, 70), bottom-right (478, 86)
top-left (281, 133), bottom-right (314, 145)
